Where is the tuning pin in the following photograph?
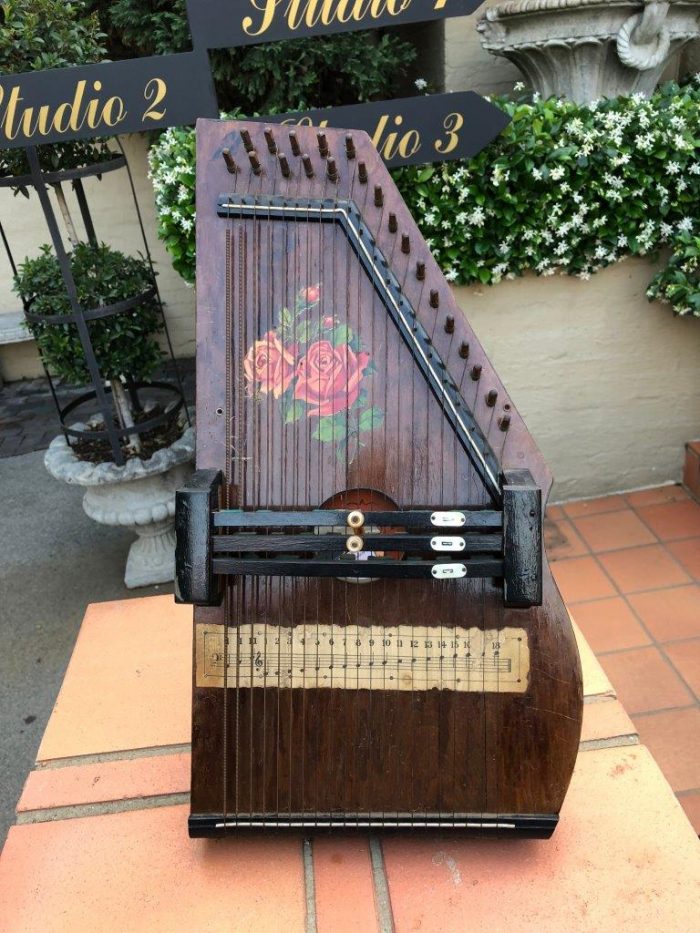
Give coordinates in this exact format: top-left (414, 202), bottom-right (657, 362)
top-left (358, 161), bottom-right (368, 184)
top-left (345, 135), bottom-right (356, 160)
top-left (486, 390), bottom-right (498, 407)
top-left (471, 365), bottom-right (482, 381)
top-left (387, 213), bottom-right (398, 233)
top-left (374, 185), bottom-right (383, 208)
top-left (401, 234), bottom-right (410, 255)
top-left (445, 316), bottom-right (455, 334)
top-left (222, 149), bottom-right (238, 174)
top-left (289, 131), bottom-right (301, 157)
top-left (327, 157), bottom-right (338, 182)
top-left (459, 341), bottom-right (470, 360)
top-left (317, 132), bottom-right (329, 158)
top-left (278, 152), bottom-right (291, 178)
top-left (263, 127), bottom-right (277, 154)
top-left (499, 414), bottom-right (511, 432)
top-left (248, 150), bottom-right (262, 176)
top-left (240, 129), bottom-right (254, 152)
top-left (302, 153), bottom-right (314, 178)
top-left (416, 261), bottom-right (426, 281)
top-left (429, 290), bottom-right (440, 309)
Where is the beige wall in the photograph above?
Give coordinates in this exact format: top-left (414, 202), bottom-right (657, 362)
top-left (445, 2), bottom-right (521, 95)
top-left (454, 259), bottom-right (700, 501)
top-left (0, 135), bottom-right (196, 381)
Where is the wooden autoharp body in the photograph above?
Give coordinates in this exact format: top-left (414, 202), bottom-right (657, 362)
top-left (176, 119), bottom-right (583, 838)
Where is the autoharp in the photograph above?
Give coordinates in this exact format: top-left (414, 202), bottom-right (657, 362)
top-left (176, 120), bottom-right (583, 838)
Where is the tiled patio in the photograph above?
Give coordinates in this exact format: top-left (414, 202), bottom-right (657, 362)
top-left (547, 484), bottom-right (700, 834)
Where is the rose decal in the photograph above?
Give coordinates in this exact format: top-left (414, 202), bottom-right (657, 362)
top-left (243, 284), bottom-right (383, 455)
top-left (243, 330), bottom-right (295, 399)
top-left (295, 341), bottom-right (370, 418)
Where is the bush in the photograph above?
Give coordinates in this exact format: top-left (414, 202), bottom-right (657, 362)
top-left (392, 79), bottom-right (700, 294)
top-left (149, 79), bottom-right (700, 308)
top-left (0, 0), bottom-right (113, 180)
top-left (647, 233), bottom-right (700, 318)
top-left (90, 0), bottom-right (416, 113)
top-left (15, 243), bottom-right (164, 385)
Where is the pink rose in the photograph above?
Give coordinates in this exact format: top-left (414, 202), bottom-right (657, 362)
top-left (243, 331), bottom-right (295, 399)
top-left (300, 284), bottom-right (321, 304)
top-left (294, 340), bottom-right (370, 417)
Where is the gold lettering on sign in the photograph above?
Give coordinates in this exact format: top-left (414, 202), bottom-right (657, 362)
top-left (0, 78), bottom-right (133, 144)
top-left (196, 623), bottom-right (530, 693)
top-left (434, 111), bottom-right (463, 155)
top-left (242, 0), bottom-right (415, 37)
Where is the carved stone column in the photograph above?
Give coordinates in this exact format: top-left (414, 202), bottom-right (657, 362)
top-left (477, 1), bottom-right (700, 103)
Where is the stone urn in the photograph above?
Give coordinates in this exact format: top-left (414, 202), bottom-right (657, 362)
top-left (45, 426), bottom-right (195, 589)
top-left (477, 1), bottom-right (700, 103)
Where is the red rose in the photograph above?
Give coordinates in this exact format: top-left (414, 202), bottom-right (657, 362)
top-left (301, 284), bottom-right (321, 304)
top-left (294, 340), bottom-right (370, 418)
top-left (243, 330), bottom-right (295, 399)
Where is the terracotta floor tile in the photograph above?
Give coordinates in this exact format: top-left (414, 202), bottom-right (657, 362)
top-left (546, 504), bottom-right (565, 521)
top-left (572, 510), bottom-right (656, 553)
top-left (544, 518), bottom-right (589, 561)
top-left (37, 595), bottom-right (192, 762)
top-left (0, 805), bottom-right (306, 932)
top-left (666, 538), bottom-right (700, 581)
top-left (598, 646), bottom-right (693, 714)
top-left (562, 495), bottom-right (628, 519)
top-left (633, 708), bottom-right (700, 793)
top-left (665, 638), bottom-right (700, 697)
top-left (551, 556), bottom-right (616, 604)
top-left (598, 545), bottom-right (690, 594)
top-left (573, 597), bottom-right (651, 654)
top-left (312, 836), bottom-right (377, 933)
top-left (636, 500), bottom-right (700, 541)
top-left (381, 746), bottom-right (699, 933)
top-left (678, 791), bottom-right (700, 835)
top-left (625, 485), bottom-right (689, 509)
top-left (17, 752), bottom-right (191, 814)
top-left (627, 585), bottom-right (700, 643)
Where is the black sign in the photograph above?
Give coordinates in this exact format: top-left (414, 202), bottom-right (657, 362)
top-left (253, 92), bottom-right (508, 168)
top-left (186, 0), bottom-right (485, 48)
top-left (0, 52), bottom-right (218, 150)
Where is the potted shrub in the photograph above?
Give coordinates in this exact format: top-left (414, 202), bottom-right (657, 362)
top-left (14, 243), bottom-right (194, 588)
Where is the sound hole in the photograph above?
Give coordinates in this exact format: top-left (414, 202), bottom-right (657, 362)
top-left (320, 488), bottom-right (405, 583)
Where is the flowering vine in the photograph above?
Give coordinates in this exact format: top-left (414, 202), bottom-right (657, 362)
top-left (148, 78), bottom-right (700, 318)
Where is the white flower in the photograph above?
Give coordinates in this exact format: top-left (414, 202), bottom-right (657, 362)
top-left (617, 235), bottom-right (628, 248)
top-left (550, 166), bottom-right (566, 181)
top-left (414, 78), bottom-right (428, 91)
top-left (678, 218), bottom-right (694, 233)
top-left (660, 222), bottom-right (674, 238)
top-left (180, 218), bottom-right (193, 232)
top-left (531, 167), bottom-right (542, 180)
top-left (177, 185), bottom-right (190, 203)
top-left (689, 163), bottom-right (700, 176)
top-left (666, 161), bottom-right (681, 175)
top-left (468, 207), bottom-right (486, 227)
top-left (514, 81), bottom-right (525, 92)
top-left (456, 211), bottom-right (469, 224)
top-left (445, 269), bottom-right (458, 282)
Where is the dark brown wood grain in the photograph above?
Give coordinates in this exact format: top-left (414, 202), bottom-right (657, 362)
top-left (189, 120), bottom-right (583, 833)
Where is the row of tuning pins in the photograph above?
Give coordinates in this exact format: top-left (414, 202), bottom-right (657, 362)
top-left (222, 127), bottom-right (364, 184)
top-left (221, 127), bottom-right (511, 434)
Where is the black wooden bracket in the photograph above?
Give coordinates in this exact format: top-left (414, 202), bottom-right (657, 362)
top-left (502, 470), bottom-right (543, 608)
top-left (175, 469), bottom-right (224, 606)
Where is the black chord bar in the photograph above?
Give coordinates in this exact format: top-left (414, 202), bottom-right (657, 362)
top-left (212, 533), bottom-right (503, 554)
top-left (213, 509), bottom-right (503, 531)
top-left (211, 557), bottom-right (504, 579)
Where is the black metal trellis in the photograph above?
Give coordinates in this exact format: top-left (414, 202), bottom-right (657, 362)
top-left (1, 142), bottom-right (190, 466)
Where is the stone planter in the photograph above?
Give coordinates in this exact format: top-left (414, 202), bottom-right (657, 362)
top-left (45, 427), bottom-right (195, 588)
top-left (477, 1), bottom-right (700, 103)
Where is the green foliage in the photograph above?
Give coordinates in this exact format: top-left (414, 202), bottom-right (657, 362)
top-left (14, 243), bottom-right (164, 385)
top-left (647, 233), bottom-right (700, 318)
top-left (149, 79), bottom-right (700, 309)
top-left (90, 0), bottom-right (416, 112)
top-left (0, 0), bottom-right (113, 179)
top-left (392, 80), bottom-right (700, 302)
